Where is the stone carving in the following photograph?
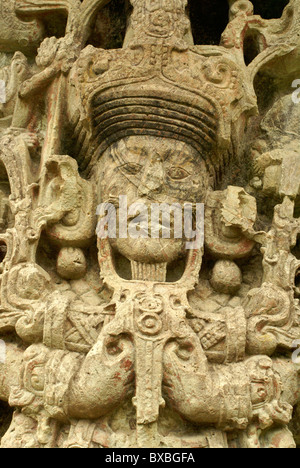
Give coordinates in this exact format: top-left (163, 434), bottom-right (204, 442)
top-left (0, 0), bottom-right (299, 449)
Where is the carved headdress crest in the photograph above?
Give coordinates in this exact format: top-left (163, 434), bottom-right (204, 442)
top-left (73, 0), bottom-right (257, 174)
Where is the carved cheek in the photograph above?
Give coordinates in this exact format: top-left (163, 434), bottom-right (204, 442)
top-left (165, 176), bottom-right (206, 203)
top-left (99, 169), bottom-right (126, 198)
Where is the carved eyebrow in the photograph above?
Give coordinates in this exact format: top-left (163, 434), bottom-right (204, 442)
top-left (167, 151), bottom-right (193, 164)
top-left (166, 141), bottom-right (192, 162)
top-left (160, 143), bottom-right (185, 162)
top-left (118, 162), bottom-right (142, 174)
top-left (161, 148), bottom-right (173, 161)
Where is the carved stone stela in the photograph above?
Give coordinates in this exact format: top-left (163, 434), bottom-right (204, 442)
top-left (0, 0), bottom-right (299, 449)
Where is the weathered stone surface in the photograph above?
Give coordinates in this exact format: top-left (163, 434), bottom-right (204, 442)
top-left (0, 0), bottom-right (299, 449)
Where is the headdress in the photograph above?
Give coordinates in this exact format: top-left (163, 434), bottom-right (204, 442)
top-left (73, 0), bottom-right (257, 175)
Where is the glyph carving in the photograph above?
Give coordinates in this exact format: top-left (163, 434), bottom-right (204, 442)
top-left (0, 0), bottom-right (299, 449)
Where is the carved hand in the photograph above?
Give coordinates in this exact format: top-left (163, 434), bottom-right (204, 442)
top-left (67, 332), bottom-right (135, 419)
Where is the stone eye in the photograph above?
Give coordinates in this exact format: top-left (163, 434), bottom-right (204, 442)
top-left (167, 166), bottom-right (190, 180)
top-left (120, 163), bottom-right (142, 175)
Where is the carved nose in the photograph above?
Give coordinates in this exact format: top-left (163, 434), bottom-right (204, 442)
top-left (138, 160), bottom-right (164, 196)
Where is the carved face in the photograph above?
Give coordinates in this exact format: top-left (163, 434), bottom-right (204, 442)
top-left (96, 135), bottom-right (211, 263)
